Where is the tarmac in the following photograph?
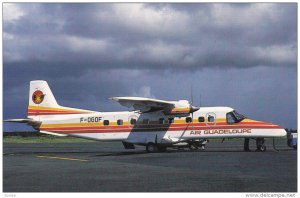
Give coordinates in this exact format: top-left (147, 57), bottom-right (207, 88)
top-left (3, 138), bottom-right (297, 192)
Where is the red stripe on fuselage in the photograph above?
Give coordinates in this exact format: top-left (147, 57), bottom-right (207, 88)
top-left (40, 124), bottom-right (281, 134)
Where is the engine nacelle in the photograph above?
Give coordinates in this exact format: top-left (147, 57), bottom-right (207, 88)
top-left (163, 100), bottom-right (199, 116)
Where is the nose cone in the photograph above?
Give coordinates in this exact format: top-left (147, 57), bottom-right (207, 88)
top-left (277, 127), bottom-right (287, 137)
top-left (270, 123), bottom-right (287, 137)
top-left (247, 119), bottom-right (287, 137)
top-left (190, 106), bottom-right (200, 113)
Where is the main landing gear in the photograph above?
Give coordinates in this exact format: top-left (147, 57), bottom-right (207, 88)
top-left (146, 143), bottom-right (167, 153)
top-left (244, 138), bottom-right (266, 152)
top-left (188, 139), bottom-right (208, 151)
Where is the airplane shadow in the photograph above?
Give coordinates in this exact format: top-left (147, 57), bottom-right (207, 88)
top-left (3, 148), bottom-right (294, 157)
top-left (91, 148), bottom-right (295, 157)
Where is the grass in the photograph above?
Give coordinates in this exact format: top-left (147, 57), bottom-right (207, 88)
top-left (3, 135), bottom-right (97, 143)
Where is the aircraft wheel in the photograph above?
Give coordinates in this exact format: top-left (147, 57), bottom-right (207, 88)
top-left (146, 143), bottom-right (157, 153)
top-left (189, 144), bottom-right (198, 151)
top-left (256, 145), bottom-right (267, 152)
top-left (256, 138), bottom-right (266, 152)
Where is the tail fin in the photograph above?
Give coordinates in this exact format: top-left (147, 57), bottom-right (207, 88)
top-left (29, 80), bottom-right (59, 108)
top-left (28, 80), bottom-right (94, 118)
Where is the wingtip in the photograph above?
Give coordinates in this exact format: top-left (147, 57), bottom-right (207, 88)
top-left (110, 97), bottom-right (118, 101)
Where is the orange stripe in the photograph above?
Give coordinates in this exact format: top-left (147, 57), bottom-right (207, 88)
top-left (41, 122), bottom-right (278, 129)
top-left (39, 125), bottom-right (282, 134)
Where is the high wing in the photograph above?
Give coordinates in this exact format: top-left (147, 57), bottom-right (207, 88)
top-left (111, 97), bottom-right (199, 115)
top-left (110, 97), bottom-right (175, 113)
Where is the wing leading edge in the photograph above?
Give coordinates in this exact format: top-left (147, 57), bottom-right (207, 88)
top-left (110, 97), bottom-right (175, 113)
top-left (111, 97), bottom-right (199, 115)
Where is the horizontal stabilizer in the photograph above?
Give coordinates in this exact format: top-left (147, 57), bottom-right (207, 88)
top-left (4, 119), bottom-right (41, 128)
top-left (4, 119), bottom-right (37, 124)
top-left (40, 131), bottom-right (68, 137)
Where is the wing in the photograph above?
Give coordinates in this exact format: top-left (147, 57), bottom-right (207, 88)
top-left (110, 97), bottom-right (175, 112)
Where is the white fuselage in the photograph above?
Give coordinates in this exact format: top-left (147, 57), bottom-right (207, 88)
top-left (37, 107), bottom-right (286, 145)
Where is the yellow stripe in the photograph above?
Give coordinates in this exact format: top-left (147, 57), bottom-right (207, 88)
top-left (42, 123), bottom-right (101, 127)
top-left (241, 119), bottom-right (256, 122)
top-left (28, 105), bottom-right (91, 113)
top-left (36, 155), bottom-right (88, 162)
top-left (174, 118), bottom-right (226, 123)
top-left (41, 118), bottom-right (229, 128)
top-left (41, 121), bottom-right (121, 127)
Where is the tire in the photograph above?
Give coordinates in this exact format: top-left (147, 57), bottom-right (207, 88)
top-left (146, 143), bottom-right (157, 153)
top-left (189, 144), bottom-right (199, 151)
top-left (257, 145), bottom-right (266, 152)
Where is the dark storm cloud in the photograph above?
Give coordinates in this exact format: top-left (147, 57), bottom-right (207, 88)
top-left (3, 3), bottom-right (297, 130)
top-left (4, 3), bottom-right (297, 70)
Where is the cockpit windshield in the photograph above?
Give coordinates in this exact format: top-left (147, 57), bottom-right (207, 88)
top-left (232, 110), bottom-right (246, 122)
top-left (226, 110), bottom-right (246, 124)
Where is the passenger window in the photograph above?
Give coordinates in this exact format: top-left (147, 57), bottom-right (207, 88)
top-left (186, 117), bottom-right (192, 123)
top-left (198, 117), bottom-right (205, 122)
top-left (143, 119), bottom-right (149, 124)
top-left (208, 116), bottom-right (214, 122)
top-left (159, 118), bottom-right (165, 124)
top-left (130, 118), bottom-right (137, 125)
top-left (117, 119), bottom-right (123, 125)
top-left (226, 113), bottom-right (236, 124)
top-left (168, 118), bottom-right (174, 124)
top-left (103, 120), bottom-right (109, 126)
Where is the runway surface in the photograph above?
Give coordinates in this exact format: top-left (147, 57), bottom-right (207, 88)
top-left (3, 139), bottom-right (297, 192)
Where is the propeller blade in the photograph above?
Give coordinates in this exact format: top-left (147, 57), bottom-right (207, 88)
top-left (189, 105), bottom-right (200, 113)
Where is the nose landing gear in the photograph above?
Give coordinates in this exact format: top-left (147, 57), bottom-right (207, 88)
top-left (243, 138), bottom-right (266, 152)
top-left (256, 138), bottom-right (266, 152)
top-left (244, 138), bottom-right (250, 151)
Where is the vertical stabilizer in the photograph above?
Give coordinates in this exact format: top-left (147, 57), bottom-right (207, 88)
top-left (27, 80), bottom-right (94, 118)
top-left (29, 80), bottom-right (59, 108)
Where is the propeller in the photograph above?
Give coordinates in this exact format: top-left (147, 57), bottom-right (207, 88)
top-left (189, 85), bottom-right (200, 114)
top-left (189, 86), bottom-right (200, 127)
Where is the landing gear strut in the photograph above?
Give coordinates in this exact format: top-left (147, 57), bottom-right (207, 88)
top-left (244, 138), bottom-right (267, 152)
top-left (188, 139), bottom-right (207, 151)
top-left (244, 138), bottom-right (250, 151)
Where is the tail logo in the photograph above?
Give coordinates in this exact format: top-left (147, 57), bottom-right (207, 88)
top-left (32, 90), bottom-right (45, 104)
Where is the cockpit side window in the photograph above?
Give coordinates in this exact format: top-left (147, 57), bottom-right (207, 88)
top-left (232, 110), bottom-right (245, 122)
top-left (226, 112), bottom-right (236, 124)
top-left (226, 110), bottom-right (245, 124)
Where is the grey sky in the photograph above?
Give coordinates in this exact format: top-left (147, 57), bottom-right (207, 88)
top-left (3, 3), bottom-right (297, 131)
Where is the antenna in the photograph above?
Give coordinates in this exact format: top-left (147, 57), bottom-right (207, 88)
top-left (190, 84), bottom-right (194, 105)
top-left (199, 93), bottom-right (202, 107)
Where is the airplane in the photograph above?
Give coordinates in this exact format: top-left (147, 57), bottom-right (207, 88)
top-left (5, 80), bottom-right (287, 152)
